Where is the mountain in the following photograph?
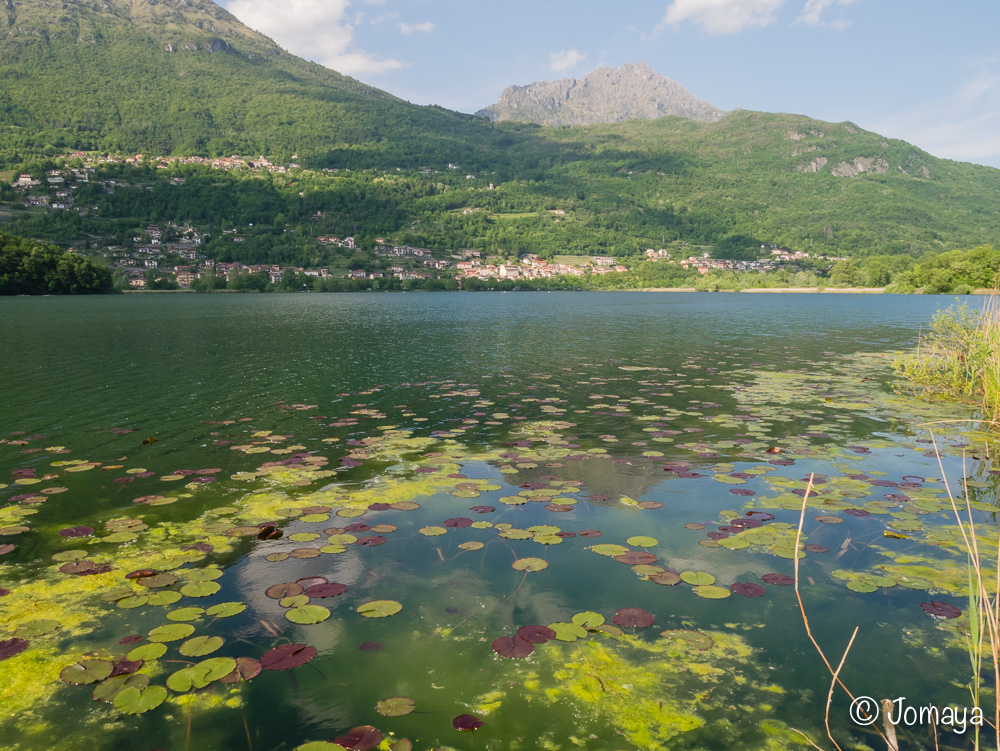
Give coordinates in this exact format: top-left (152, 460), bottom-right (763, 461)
top-left (0, 1), bottom-right (999, 262)
top-left (476, 63), bottom-right (726, 126)
top-left (0, 0), bottom-right (504, 164)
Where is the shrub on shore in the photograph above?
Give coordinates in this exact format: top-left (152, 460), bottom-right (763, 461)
top-left (893, 296), bottom-right (1000, 425)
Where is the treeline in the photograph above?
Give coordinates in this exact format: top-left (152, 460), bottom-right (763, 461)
top-left (0, 233), bottom-right (114, 295)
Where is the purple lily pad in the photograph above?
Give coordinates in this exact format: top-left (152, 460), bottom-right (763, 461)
top-left (762, 573), bottom-right (795, 586)
top-left (335, 725), bottom-right (383, 751)
top-left (470, 506), bottom-right (496, 514)
top-left (844, 508), bottom-right (871, 517)
top-left (491, 635), bottom-right (535, 659)
top-left (517, 625), bottom-right (556, 644)
top-left (58, 526), bottom-right (94, 538)
top-left (443, 518), bottom-right (473, 528)
top-left (614, 551), bottom-right (657, 566)
top-left (0, 544), bottom-right (14, 556)
top-left (358, 642), bottom-right (383, 652)
top-left (453, 714), bottom-right (485, 731)
top-left (803, 544), bottom-right (830, 553)
top-left (0, 638), bottom-right (28, 661)
top-left (304, 582), bottom-right (348, 599)
top-left (731, 582), bottom-right (766, 597)
top-left (920, 601), bottom-right (961, 619)
top-left (356, 535), bottom-right (386, 547)
top-left (260, 643), bottom-right (317, 671)
top-left (611, 608), bottom-right (655, 629)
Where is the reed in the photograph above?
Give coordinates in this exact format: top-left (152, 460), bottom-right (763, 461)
top-left (893, 291), bottom-right (1000, 428)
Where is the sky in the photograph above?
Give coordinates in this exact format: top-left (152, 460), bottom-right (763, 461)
top-left (219, 0), bottom-right (1000, 169)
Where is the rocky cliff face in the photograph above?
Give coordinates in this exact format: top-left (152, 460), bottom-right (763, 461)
top-left (476, 63), bottom-right (726, 126)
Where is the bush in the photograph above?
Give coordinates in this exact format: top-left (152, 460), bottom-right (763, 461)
top-left (893, 299), bottom-right (1000, 425)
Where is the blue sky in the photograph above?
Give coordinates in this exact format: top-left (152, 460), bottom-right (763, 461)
top-left (219, 0), bottom-right (1000, 169)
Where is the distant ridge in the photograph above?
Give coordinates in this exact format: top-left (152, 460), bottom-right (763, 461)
top-left (476, 63), bottom-right (726, 126)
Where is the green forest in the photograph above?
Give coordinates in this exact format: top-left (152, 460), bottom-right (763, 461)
top-left (0, 233), bottom-right (114, 294)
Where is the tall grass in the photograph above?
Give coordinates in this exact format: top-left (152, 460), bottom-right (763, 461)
top-left (893, 292), bottom-right (1000, 427)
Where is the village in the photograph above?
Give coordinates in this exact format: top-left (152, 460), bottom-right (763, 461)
top-left (8, 153), bottom-right (843, 290)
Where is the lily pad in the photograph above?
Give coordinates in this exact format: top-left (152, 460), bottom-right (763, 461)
top-left (626, 536), bottom-right (658, 548)
top-left (548, 622), bottom-right (588, 642)
top-left (571, 611), bottom-right (605, 629)
top-left (761, 573), bottom-right (795, 586)
top-left (127, 643), bottom-right (167, 662)
top-left (357, 600), bottom-right (402, 618)
top-left (147, 623), bottom-right (195, 643)
top-left (731, 582), bottom-right (766, 598)
top-left (261, 643), bottom-right (317, 671)
top-left (60, 659), bottom-right (114, 685)
top-left (0, 638), bottom-right (28, 661)
top-left (492, 635), bottom-right (535, 659)
top-left (287, 605), bottom-right (332, 624)
top-left (179, 635), bottom-right (224, 657)
top-left (660, 629), bottom-right (715, 651)
top-left (304, 582), bottom-right (348, 599)
top-left (611, 608), bottom-right (654, 629)
top-left (921, 601), bottom-right (961, 619)
top-left (692, 585), bottom-right (732, 599)
top-left (680, 571), bottom-right (715, 586)
top-left (453, 714), bottom-right (485, 731)
top-left (375, 697), bottom-right (416, 717)
top-left (512, 557), bottom-right (548, 572)
top-left (180, 581), bottom-right (220, 598)
top-left (206, 601), bottom-right (247, 618)
top-left (517, 624), bottom-right (556, 643)
top-left (334, 726), bottom-right (383, 751)
top-left (112, 684), bottom-right (167, 715)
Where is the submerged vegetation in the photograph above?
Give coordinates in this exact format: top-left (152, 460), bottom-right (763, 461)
top-left (1, 329), bottom-right (998, 749)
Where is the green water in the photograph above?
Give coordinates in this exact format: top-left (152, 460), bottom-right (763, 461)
top-left (0, 292), bottom-right (997, 751)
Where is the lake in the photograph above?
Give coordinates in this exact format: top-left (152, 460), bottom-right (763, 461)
top-left (0, 292), bottom-right (997, 751)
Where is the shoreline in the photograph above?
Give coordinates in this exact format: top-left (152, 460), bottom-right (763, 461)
top-left (632, 287), bottom-right (888, 294)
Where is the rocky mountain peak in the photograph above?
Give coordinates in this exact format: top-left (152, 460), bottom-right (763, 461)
top-left (476, 63), bottom-right (726, 126)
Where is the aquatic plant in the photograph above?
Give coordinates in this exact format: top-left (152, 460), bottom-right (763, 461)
top-left (893, 295), bottom-right (1000, 426)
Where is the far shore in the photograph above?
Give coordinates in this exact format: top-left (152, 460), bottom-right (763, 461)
top-left (632, 287), bottom-right (888, 294)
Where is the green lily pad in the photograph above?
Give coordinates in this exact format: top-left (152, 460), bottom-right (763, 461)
top-left (846, 580), bottom-right (878, 593)
top-left (127, 643), bottom-right (167, 662)
top-left (626, 536), bottom-right (658, 548)
top-left (147, 591), bottom-right (182, 607)
top-left (419, 526), bottom-right (447, 536)
top-left (180, 581), bottom-right (221, 598)
top-left (512, 558), bottom-right (548, 572)
top-left (206, 602), bottom-right (247, 618)
top-left (548, 622), bottom-right (588, 642)
top-left (116, 595), bottom-right (149, 610)
top-left (167, 607), bottom-right (205, 622)
top-left (147, 623), bottom-right (196, 643)
top-left (179, 635), bottom-right (224, 657)
top-left (60, 659), bottom-right (114, 685)
top-left (692, 585), bottom-right (732, 599)
top-left (591, 544), bottom-right (630, 557)
top-left (571, 611), bottom-right (605, 628)
top-left (112, 684), bottom-right (167, 715)
top-left (16, 620), bottom-right (59, 638)
top-left (184, 568), bottom-right (224, 582)
top-left (280, 594), bottom-right (311, 608)
top-left (357, 600), bottom-right (402, 618)
top-left (92, 674), bottom-right (149, 703)
top-left (375, 696), bottom-right (416, 717)
top-left (286, 605), bottom-right (331, 624)
top-left (680, 571), bottom-right (716, 586)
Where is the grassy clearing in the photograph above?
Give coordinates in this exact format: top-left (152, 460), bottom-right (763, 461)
top-left (893, 293), bottom-right (1000, 427)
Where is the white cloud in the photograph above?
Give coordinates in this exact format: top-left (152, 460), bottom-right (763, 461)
top-left (549, 49), bottom-right (586, 72)
top-left (868, 63), bottom-right (1000, 168)
top-left (399, 21), bottom-right (435, 35)
top-left (796, 0), bottom-right (861, 28)
top-left (658, 0), bottom-right (786, 35)
top-left (226, 0), bottom-right (405, 76)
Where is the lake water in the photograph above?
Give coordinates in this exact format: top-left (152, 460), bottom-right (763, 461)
top-left (0, 292), bottom-right (997, 751)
